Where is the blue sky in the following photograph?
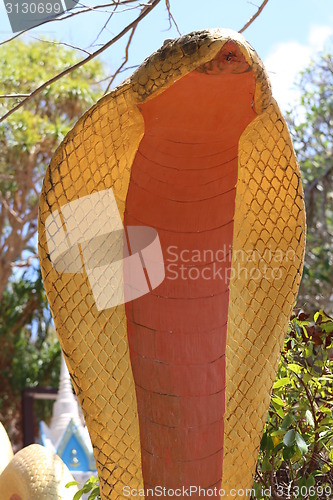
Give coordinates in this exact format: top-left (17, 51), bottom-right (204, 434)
top-left (1, 0), bottom-right (333, 111)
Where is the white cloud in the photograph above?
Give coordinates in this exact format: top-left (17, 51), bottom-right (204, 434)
top-left (264, 25), bottom-right (333, 112)
top-left (308, 25), bottom-right (333, 51)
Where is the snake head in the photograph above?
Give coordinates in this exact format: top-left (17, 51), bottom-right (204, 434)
top-left (132, 28), bottom-right (272, 114)
top-left (196, 41), bottom-right (252, 75)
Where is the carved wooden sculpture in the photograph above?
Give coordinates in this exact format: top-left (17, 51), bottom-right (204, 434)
top-left (38, 29), bottom-right (306, 499)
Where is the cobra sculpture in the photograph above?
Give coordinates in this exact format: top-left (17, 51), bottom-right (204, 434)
top-left (0, 423), bottom-right (78, 499)
top-left (38, 29), bottom-right (305, 499)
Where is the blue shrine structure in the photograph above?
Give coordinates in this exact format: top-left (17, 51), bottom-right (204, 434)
top-left (40, 354), bottom-right (96, 474)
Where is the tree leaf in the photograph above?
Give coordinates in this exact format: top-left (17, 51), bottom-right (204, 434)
top-left (271, 396), bottom-right (285, 407)
top-left (273, 377), bottom-right (291, 389)
top-left (261, 455), bottom-right (272, 472)
top-left (287, 363), bottom-right (302, 374)
top-left (305, 409), bottom-right (315, 427)
top-left (283, 429), bottom-right (296, 447)
top-left (283, 444), bottom-right (296, 460)
top-left (66, 481), bottom-right (79, 488)
top-left (281, 413), bottom-right (293, 430)
top-left (295, 432), bottom-right (308, 455)
top-left (271, 400), bottom-right (285, 418)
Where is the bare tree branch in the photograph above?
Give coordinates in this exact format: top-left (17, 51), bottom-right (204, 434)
top-left (0, 0), bottom-right (161, 123)
top-left (89, 7), bottom-right (117, 49)
top-left (11, 255), bottom-right (39, 269)
top-left (0, 195), bottom-right (23, 223)
top-left (103, 0), bottom-right (178, 93)
top-left (0, 0), bottom-right (143, 48)
top-left (87, 0), bottom-right (141, 49)
top-left (90, 67), bottom-right (139, 85)
top-left (0, 94), bottom-right (30, 99)
top-left (238, 0), bottom-right (269, 34)
top-left (29, 36), bottom-right (92, 56)
top-left (104, 24), bottom-right (137, 94)
top-left (165, 0), bottom-right (181, 36)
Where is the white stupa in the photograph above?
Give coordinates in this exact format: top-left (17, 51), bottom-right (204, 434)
top-left (40, 353), bottom-right (96, 476)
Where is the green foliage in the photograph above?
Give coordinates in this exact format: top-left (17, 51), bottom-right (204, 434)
top-left (66, 475), bottom-right (101, 500)
top-left (0, 40), bottom-right (105, 447)
top-left (0, 38), bottom-right (104, 194)
top-left (66, 468), bottom-right (120, 499)
top-left (0, 39), bottom-right (105, 299)
top-left (0, 38), bottom-right (104, 120)
top-left (253, 310), bottom-right (333, 499)
top-left (0, 270), bottom-right (61, 445)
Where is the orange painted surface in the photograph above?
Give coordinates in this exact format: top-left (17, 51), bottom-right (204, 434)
top-left (124, 42), bottom-right (257, 496)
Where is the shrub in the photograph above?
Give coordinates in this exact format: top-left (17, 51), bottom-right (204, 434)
top-left (253, 310), bottom-right (333, 499)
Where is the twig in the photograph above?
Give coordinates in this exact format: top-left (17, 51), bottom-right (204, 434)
top-left (0, 94), bottom-right (30, 99)
top-left (255, 464), bottom-right (269, 489)
top-left (238, 0), bottom-right (269, 34)
top-left (165, 0), bottom-right (181, 35)
top-left (11, 293), bottom-right (41, 336)
top-left (87, 0), bottom-right (136, 49)
top-left (0, 0), bottom-right (161, 123)
top-left (28, 36), bottom-right (92, 56)
top-left (247, 1), bottom-right (259, 7)
top-left (0, 1), bottom-right (141, 48)
top-left (11, 255), bottom-right (39, 268)
top-left (104, 24), bottom-right (136, 94)
top-left (0, 195), bottom-right (23, 223)
top-left (282, 353), bottom-right (317, 426)
top-left (270, 455), bottom-right (284, 500)
top-left (282, 352), bottom-right (321, 476)
top-left (89, 10), bottom-right (116, 49)
top-left (90, 66), bottom-right (139, 85)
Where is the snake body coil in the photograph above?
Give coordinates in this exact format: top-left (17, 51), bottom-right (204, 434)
top-left (0, 423), bottom-right (78, 500)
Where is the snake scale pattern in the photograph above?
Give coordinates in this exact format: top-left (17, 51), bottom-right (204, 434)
top-left (38, 29), bottom-right (306, 499)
